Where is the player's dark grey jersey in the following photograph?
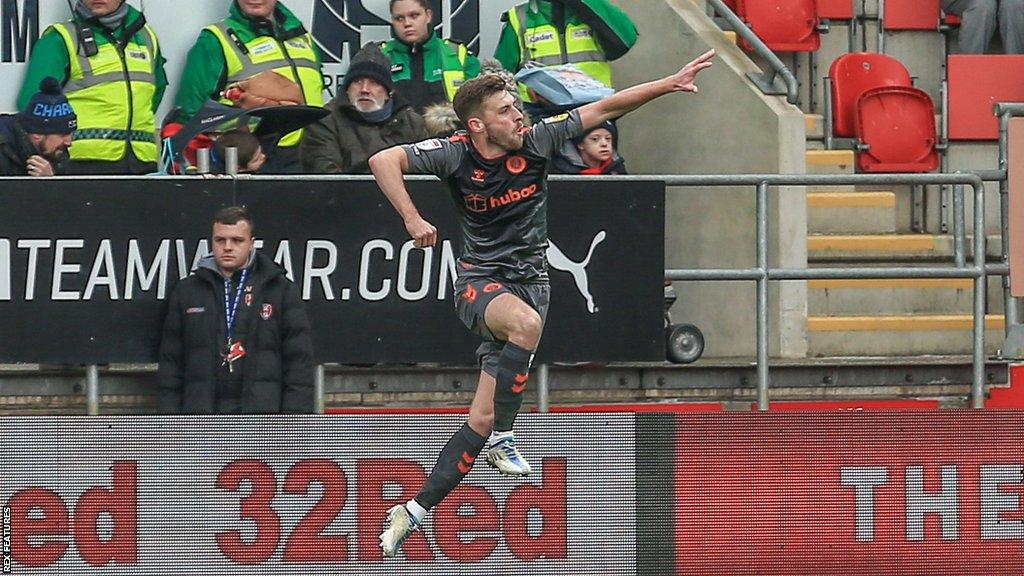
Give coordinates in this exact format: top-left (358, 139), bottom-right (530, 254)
top-left (403, 110), bottom-right (584, 283)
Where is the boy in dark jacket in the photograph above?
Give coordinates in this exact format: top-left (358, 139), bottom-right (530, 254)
top-left (552, 119), bottom-right (627, 174)
top-left (158, 206), bottom-right (314, 414)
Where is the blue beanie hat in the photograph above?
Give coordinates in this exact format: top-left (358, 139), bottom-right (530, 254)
top-left (18, 77), bottom-right (77, 135)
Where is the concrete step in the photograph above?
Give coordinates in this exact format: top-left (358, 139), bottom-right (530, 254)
top-left (808, 314), bottom-right (1004, 356)
top-left (806, 149), bottom-right (855, 175)
top-left (807, 191), bottom-right (896, 234)
top-left (805, 113), bottom-right (824, 141)
top-left (808, 278), bottom-right (975, 315)
top-left (808, 233), bottom-right (1003, 262)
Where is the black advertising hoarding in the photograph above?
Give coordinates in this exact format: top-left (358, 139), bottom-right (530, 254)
top-left (0, 177), bottom-right (664, 364)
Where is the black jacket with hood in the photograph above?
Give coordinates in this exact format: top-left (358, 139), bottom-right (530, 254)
top-left (158, 250), bottom-right (314, 414)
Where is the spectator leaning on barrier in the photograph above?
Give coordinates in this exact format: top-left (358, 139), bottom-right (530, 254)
top-left (174, 0), bottom-right (324, 174)
top-left (493, 0), bottom-right (638, 106)
top-left (381, 0), bottom-right (481, 114)
top-left (552, 118), bottom-right (627, 174)
top-left (16, 0), bottom-right (167, 175)
top-left (299, 43), bottom-right (428, 174)
top-left (158, 206), bottom-right (314, 415)
top-left (942, 0), bottom-right (1024, 54)
top-left (0, 78), bottom-right (77, 177)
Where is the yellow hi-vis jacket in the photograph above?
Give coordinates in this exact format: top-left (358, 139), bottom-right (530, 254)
top-left (206, 22), bottom-right (324, 148)
top-left (52, 21), bottom-right (159, 163)
top-left (506, 3), bottom-right (611, 103)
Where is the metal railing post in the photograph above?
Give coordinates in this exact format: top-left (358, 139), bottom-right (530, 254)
top-left (86, 364), bottom-right (99, 415)
top-left (537, 363), bottom-right (550, 413)
top-left (973, 180), bottom-right (987, 408)
top-left (756, 182), bottom-right (770, 410)
top-left (315, 364), bottom-right (325, 414)
top-left (998, 111), bottom-right (1019, 332)
top-left (953, 184), bottom-right (966, 268)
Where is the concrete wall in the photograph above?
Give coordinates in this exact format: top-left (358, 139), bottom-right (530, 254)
top-left (610, 0), bottom-right (808, 358)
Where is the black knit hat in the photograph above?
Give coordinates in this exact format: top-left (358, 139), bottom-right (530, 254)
top-left (18, 77), bottom-right (77, 135)
top-left (573, 119), bottom-right (618, 147)
top-left (342, 43), bottom-right (394, 93)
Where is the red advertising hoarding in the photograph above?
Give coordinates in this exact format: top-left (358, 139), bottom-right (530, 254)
top-left (677, 411), bottom-right (1024, 575)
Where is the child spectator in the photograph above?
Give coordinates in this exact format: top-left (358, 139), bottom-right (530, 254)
top-left (552, 120), bottom-right (627, 175)
top-left (212, 129), bottom-right (266, 174)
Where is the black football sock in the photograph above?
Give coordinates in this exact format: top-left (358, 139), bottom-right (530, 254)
top-left (493, 342), bottom-right (533, 433)
top-left (414, 422), bottom-right (487, 510)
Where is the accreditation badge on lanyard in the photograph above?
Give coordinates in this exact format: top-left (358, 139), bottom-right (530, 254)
top-left (222, 268), bottom-right (250, 373)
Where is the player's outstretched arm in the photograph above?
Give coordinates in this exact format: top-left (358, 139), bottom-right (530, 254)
top-left (577, 48), bottom-right (715, 131)
top-left (369, 146), bottom-right (438, 248)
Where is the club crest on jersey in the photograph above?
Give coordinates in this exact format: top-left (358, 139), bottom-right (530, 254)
top-left (505, 155), bottom-right (527, 175)
top-left (261, 304), bottom-right (274, 320)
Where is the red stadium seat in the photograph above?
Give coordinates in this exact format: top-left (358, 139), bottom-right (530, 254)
top-left (816, 0), bottom-right (854, 20)
top-left (736, 0), bottom-right (821, 52)
top-left (828, 52), bottom-right (913, 137)
top-left (883, 0), bottom-right (941, 30)
top-left (855, 86), bottom-right (940, 172)
top-left (947, 55), bottom-right (1024, 140)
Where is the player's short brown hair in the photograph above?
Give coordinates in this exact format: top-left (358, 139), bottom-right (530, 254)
top-left (452, 74), bottom-right (510, 125)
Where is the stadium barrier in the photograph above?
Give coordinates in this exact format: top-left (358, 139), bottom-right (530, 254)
top-left (5, 409), bottom-right (1024, 575)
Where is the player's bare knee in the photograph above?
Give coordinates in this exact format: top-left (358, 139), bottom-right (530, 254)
top-left (509, 309), bottom-right (543, 349)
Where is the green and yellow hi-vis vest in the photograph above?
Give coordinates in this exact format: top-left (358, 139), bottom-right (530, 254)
top-left (381, 38), bottom-right (470, 101)
top-left (52, 21), bottom-right (159, 163)
top-left (507, 4), bottom-right (611, 103)
top-left (206, 22), bottom-right (324, 148)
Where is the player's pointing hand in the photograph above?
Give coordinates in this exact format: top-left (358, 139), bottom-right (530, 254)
top-left (406, 215), bottom-right (437, 248)
top-left (668, 48), bottom-right (715, 94)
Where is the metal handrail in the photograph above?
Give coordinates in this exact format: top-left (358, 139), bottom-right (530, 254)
top-left (657, 172), bottom-right (988, 410)
top-left (705, 0), bottom-right (801, 104)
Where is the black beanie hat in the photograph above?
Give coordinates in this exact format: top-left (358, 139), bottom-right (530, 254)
top-left (573, 119), bottom-right (618, 147)
top-left (342, 43), bottom-right (394, 93)
top-left (18, 77), bottom-right (77, 135)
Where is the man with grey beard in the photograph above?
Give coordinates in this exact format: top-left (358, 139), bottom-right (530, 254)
top-left (299, 43), bottom-right (428, 174)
